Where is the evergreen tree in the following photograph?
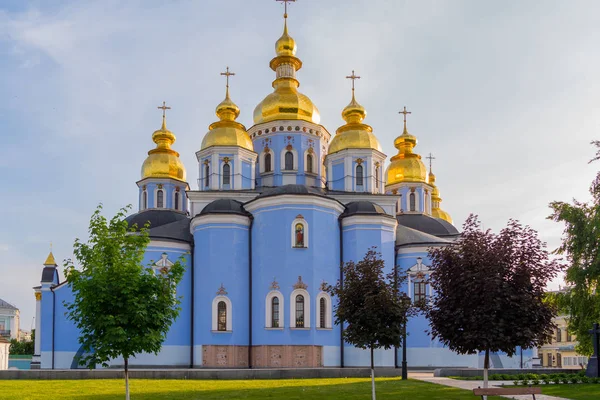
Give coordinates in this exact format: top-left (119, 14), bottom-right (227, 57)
top-left (64, 205), bottom-right (185, 400)
top-left (327, 248), bottom-right (410, 400)
top-left (426, 216), bottom-right (561, 396)
top-left (549, 141), bottom-right (600, 355)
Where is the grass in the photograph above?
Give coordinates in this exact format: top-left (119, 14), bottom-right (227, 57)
top-left (538, 384), bottom-right (600, 400)
top-left (0, 377), bottom-right (506, 400)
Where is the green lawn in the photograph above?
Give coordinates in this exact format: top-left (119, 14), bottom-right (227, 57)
top-left (539, 384), bottom-right (600, 400)
top-left (0, 378), bottom-right (504, 400)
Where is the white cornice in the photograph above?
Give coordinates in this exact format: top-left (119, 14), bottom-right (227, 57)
top-left (325, 147), bottom-right (387, 160)
top-left (190, 214), bottom-right (251, 231)
top-left (195, 146), bottom-right (258, 161)
top-left (341, 215), bottom-right (398, 230)
top-left (187, 191), bottom-right (259, 204)
top-left (244, 194), bottom-right (345, 214)
top-left (327, 193), bottom-right (399, 216)
top-left (248, 120), bottom-right (332, 142)
top-left (136, 177), bottom-right (190, 189)
top-left (147, 240), bottom-right (191, 251)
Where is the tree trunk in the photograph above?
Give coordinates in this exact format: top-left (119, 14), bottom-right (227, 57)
top-left (370, 345), bottom-right (376, 400)
top-left (125, 357), bottom-right (130, 400)
top-left (483, 348), bottom-right (489, 400)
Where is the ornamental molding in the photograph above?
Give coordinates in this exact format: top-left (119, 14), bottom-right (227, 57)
top-left (222, 157), bottom-right (231, 164)
top-left (295, 214), bottom-right (304, 219)
top-left (35, 292), bottom-right (41, 301)
top-left (356, 158), bottom-right (363, 165)
top-left (293, 276), bottom-right (308, 290)
top-left (270, 278), bottom-right (280, 291)
top-left (319, 281), bottom-right (328, 292)
top-left (153, 253), bottom-right (174, 275)
top-left (216, 283), bottom-right (228, 296)
top-left (408, 258), bottom-right (431, 277)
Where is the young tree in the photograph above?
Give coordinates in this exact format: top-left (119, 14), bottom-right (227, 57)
top-left (64, 205), bottom-right (185, 400)
top-left (426, 216), bottom-right (561, 396)
top-left (549, 141), bottom-right (600, 355)
top-left (328, 248), bottom-right (410, 400)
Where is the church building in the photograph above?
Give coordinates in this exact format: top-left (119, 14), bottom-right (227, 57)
top-left (32, 7), bottom-right (529, 370)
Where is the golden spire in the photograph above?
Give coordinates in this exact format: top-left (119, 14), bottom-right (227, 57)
top-left (329, 71), bottom-right (381, 154)
top-left (44, 243), bottom-right (56, 266)
top-left (385, 106), bottom-right (428, 185)
top-left (253, 0), bottom-right (320, 125)
top-left (141, 102), bottom-right (187, 181)
top-left (201, 67), bottom-right (253, 151)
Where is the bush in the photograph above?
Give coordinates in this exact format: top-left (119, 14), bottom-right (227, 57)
top-left (591, 377), bottom-right (600, 384)
top-left (501, 374), bottom-right (511, 380)
top-left (516, 374), bottom-right (526, 380)
top-left (489, 374), bottom-right (501, 380)
top-left (520, 379), bottom-right (529, 386)
top-left (561, 376), bottom-right (571, 384)
top-left (577, 370), bottom-right (586, 377)
top-left (581, 376), bottom-right (590, 384)
top-left (569, 375), bottom-right (580, 384)
top-left (551, 375), bottom-right (561, 384)
top-left (526, 373), bottom-right (538, 380)
top-left (540, 374), bottom-right (550, 384)
top-left (531, 379), bottom-right (540, 385)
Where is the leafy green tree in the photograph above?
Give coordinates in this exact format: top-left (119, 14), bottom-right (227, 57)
top-left (549, 141), bottom-right (600, 355)
top-left (426, 216), bottom-right (561, 396)
top-left (327, 248), bottom-right (411, 400)
top-left (64, 205), bottom-right (185, 400)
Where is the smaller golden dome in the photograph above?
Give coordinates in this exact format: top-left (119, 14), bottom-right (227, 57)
top-left (276, 19), bottom-right (297, 57)
top-left (44, 251), bottom-right (56, 266)
top-left (329, 93), bottom-right (381, 154)
top-left (201, 88), bottom-right (253, 151)
top-left (386, 120), bottom-right (427, 185)
top-left (141, 117), bottom-right (187, 182)
top-left (429, 171), bottom-right (453, 224)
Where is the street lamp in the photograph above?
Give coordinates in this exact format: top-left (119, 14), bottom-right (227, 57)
top-left (401, 293), bottom-right (411, 380)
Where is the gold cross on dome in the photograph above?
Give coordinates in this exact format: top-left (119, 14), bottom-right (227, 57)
top-left (157, 101), bottom-right (171, 118)
top-left (346, 70), bottom-right (361, 92)
top-left (426, 153), bottom-right (436, 171)
top-left (276, 0), bottom-right (296, 18)
top-left (220, 66), bottom-right (235, 89)
top-left (399, 106), bottom-right (412, 124)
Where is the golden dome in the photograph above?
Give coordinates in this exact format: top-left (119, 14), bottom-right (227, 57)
top-left (201, 87), bottom-right (253, 151)
top-left (429, 171), bottom-right (453, 224)
top-left (44, 251), bottom-right (56, 266)
top-left (329, 93), bottom-right (382, 154)
top-left (386, 121), bottom-right (427, 185)
top-left (253, 16), bottom-right (320, 125)
top-left (141, 117), bottom-right (187, 182)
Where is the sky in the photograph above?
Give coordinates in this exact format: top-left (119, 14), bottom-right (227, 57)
top-left (1, 0), bottom-right (599, 331)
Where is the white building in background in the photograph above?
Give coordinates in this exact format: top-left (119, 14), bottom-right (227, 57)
top-left (0, 298), bottom-right (20, 341)
top-left (0, 336), bottom-right (9, 370)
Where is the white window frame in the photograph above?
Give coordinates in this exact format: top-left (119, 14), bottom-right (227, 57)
top-left (407, 190), bottom-right (420, 212)
top-left (280, 148), bottom-right (298, 171)
top-left (221, 162), bottom-right (232, 187)
top-left (212, 295), bottom-right (232, 332)
top-left (316, 292), bottom-right (332, 329)
top-left (261, 150), bottom-right (273, 174)
top-left (290, 288), bottom-right (310, 328)
top-left (155, 187), bottom-right (165, 208)
top-left (291, 217), bottom-right (309, 248)
top-left (355, 163), bottom-right (365, 187)
top-left (142, 189), bottom-right (148, 210)
top-left (172, 189), bottom-right (182, 211)
top-left (304, 149), bottom-right (316, 174)
top-left (265, 290), bottom-right (284, 329)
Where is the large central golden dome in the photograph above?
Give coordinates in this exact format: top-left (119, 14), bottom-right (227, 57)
top-left (385, 121), bottom-right (427, 185)
top-left (253, 17), bottom-right (320, 125)
top-left (141, 117), bottom-right (186, 182)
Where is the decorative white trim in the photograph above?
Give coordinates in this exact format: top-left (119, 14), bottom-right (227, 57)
top-left (152, 253), bottom-right (174, 275)
top-left (147, 240), bottom-right (191, 251)
top-left (261, 149), bottom-right (273, 174)
top-left (265, 290), bottom-right (284, 328)
top-left (280, 147), bottom-right (298, 171)
top-left (172, 188), bottom-right (182, 211)
top-left (304, 149), bottom-right (317, 174)
top-left (316, 292), bottom-right (332, 329)
top-left (244, 194), bottom-right (345, 214)
top-left (142, 189), bottom-right (148, 210)
top-left (407, 191), bottom-right (420, 212)
top-left (341, 215), bottom-right (398, 230)
top-left (248, 120), bottom-right (332, 143)
top-left (221, 161), bottom-right (232, 188)
top-left (291, 216), bottom-right (309, 248)
top-left (154, 187), bottom-right (165, 208)
top-left (212, 295), bottom-right (232, 332)
top-left (355, 163), bottom-right (365, 188)
top-left (190, 214), bottom-right (251, 231)
top-left (290, 289), bottom-right (310, 328)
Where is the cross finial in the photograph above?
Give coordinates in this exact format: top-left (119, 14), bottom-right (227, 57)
top-left (50, 241), bottom-right (52, 252)
top-left (399, 106), bottom-right (412, 132)
top-left (426, 153), bottom-right (436, 172)
top-left (346, 70), bottom-right (361, 93)
top-left (276, 0), bottom-right (296, 18)
top-left (220, 66), bottom-right (235, 89)
top-left (157, 101), bottom-right (171, 118)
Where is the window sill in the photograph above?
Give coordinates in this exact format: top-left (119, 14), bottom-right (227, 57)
top-left (261, 172), bottom-right (274, 176)
top-left (265, 327), bottom-right (284, 330)
top-left (290, 327), bottom-right (310, 330)
top-left (316, 327), bottom-right (333, 331)
top-left (292, 246), bottom-right (308, 249)
top-left (282, 170), bottom-right (298, 173)
top-left (305, 172), bottom-right (317, 177)
top-left (211, 330), bottom-right (233, 334)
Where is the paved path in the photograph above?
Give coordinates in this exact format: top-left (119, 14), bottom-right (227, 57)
top-left (409, 372), bottom-right (570, 400)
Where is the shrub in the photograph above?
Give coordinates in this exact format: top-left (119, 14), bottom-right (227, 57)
top-left (577, 370), bottom-right (586, 377)
top-left (561, 376), bottom-right (571, 384)
top-left (540, 374), bottom-right (550, 384)
top-left (501, 374), bottom-right (511, 380)
top-left (526, 373), bottom-right (538, 380)
top-left (569, 375), bottom-right (580, 384)
top-left (551, 375), bottom-right (561, 384)
top-left (490, 374), bottom-right (501, 380)
top-left (591, 377), bottom-right (600, 384)
top-left (581, 376), bottom-right (590, 384)
top-left (513, 380), bottom-right (520, 386)
top-left (531, 379), bottom-right (540, 385)
top-left (520, 379), bottom-right (529, 386)
top-left (516, 374), bottom-right (526, 380)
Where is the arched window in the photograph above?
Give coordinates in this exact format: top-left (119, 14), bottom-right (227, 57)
top-left (204, 164), bottom-right (210, 187)
top-left (157, 190), bottom-right (164, 208)
top-left (174, 192), bottom-right (180, 211)
top-left (294, 223), bottom-right (305, 248)
top-left (409, 192), bottom-right (416, 211)
top-left (142, 191), bottom-right (148, 210)
top-left (264, 153), bottom-right (272, 173)
top-left (217, 301), bottom-right (227, 331)
top-left (222, 163), bottom-right (231, 186)
top-left (306, 153), bottom-right (314, 174)
top-left (356, 165), bottom-right (364, 186)
top-left (295, 295), bottom-right (305, 328)
top-left (285, 151), bottom-right (294, 170)
top-left (319, 298), bottom-right (326, 328)
top-left (375, 166), bottom-right (380, 189)
top-left (271, 297), bottom-right (280, 328)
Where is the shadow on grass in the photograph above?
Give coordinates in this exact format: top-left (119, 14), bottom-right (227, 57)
top-left (55, 379), bottom-right (503, 400)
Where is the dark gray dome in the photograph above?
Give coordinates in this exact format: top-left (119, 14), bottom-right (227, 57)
top-left (256, 184), bottom-right (326, 199)
top-left (125, 209), bottom-right (188, 229)
top-left (396, 214), bottom-right (459, 237)
top-left (341, 201), bottom-right (387, 218)
top-left (199, 199), bottom-right (250, 216)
